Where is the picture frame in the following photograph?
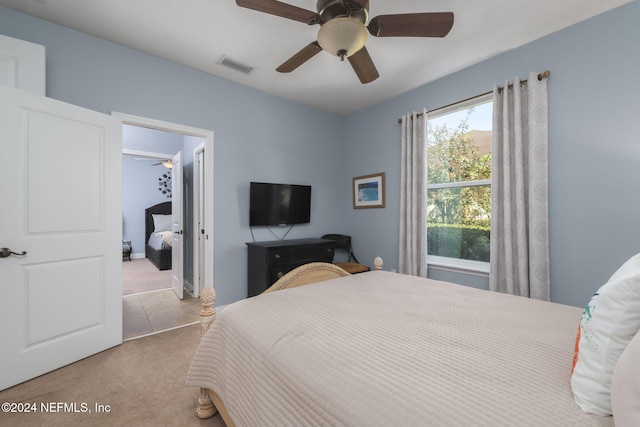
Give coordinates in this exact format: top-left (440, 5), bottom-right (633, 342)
top-left (352, 172), bottom-right (385, 209)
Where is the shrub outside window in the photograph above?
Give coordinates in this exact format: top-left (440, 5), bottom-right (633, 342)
top-left (427, 94), bottom-right (492, 272)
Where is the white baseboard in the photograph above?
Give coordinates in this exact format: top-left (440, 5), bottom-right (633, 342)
top-left (131, 253), bottom-right (145, 259)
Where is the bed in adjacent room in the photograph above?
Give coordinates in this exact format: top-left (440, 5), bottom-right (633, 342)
top-left (187, 256), bottom-right (640, 426)
top-left (144, 201), bottom-right (172, 270)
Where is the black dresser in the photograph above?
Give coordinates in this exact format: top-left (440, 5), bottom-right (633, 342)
top-left (246, 238), bottom-right (335, 297)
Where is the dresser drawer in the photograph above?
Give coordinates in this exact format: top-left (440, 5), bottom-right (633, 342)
top-left (268, 244), bottom-right (334, 265)
top-left (269, 261), bottom-right (309, 283)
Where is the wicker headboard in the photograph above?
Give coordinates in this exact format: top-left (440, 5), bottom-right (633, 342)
top-left (145, 201), bottom-right (172, 242)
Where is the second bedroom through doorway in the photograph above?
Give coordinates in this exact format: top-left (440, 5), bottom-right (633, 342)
top-left (121, 123), bottom-right (205, 340)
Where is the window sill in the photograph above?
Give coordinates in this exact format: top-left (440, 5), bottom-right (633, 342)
top-left (427, 255), bottom-right (490, 277)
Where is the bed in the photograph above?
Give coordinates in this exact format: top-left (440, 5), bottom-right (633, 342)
top-left (187, 257), bottom-right (640, 426)
top-left (144, 201), bottom-right (172, 270)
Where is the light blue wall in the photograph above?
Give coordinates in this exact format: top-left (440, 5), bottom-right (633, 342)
top-left (121, 157), bottom-right (172, 254)
top-left (0, 6), bottom-right (346, 305)
top-left (342, 1), bottom-right (640, 307)
top-left (2, 2), bottom-right (638, 308)
top-left (123, 123), bottom-right (184, 154)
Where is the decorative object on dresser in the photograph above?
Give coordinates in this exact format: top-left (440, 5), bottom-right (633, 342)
top-left (246, 238), bottom-right (335, 297)
top-left (145, 201), bottom-right (172, 270)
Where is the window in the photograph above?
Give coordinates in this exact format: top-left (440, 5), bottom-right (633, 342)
top-left (426, 94), bottom-right (492, 273)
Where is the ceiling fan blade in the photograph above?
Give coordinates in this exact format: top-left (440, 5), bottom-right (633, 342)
top-left (368, 12), bottom-right (454, 38)
top-left (276, 42), bottom-right (323, 73)
top-left (236, 0), bottom-right (318, 24)
top-left (348, 47), bottom-right (379, 84)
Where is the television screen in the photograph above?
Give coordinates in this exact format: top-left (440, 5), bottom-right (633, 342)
top-left (250, 182), bottom-right (311, 226)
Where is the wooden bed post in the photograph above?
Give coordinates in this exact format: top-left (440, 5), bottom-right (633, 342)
top-left (199, 285), bottom-right (216, 336)
top-left (197, 285), bottom-right (218, 419)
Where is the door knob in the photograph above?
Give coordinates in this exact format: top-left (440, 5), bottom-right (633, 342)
top-left (0, 248), bottom-right (27, 258)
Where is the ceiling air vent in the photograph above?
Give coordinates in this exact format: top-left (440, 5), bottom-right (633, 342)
top-left (218, 56), bottom-right (254, 74)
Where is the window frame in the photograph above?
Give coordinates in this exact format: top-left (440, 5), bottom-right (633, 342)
top-left (426, 93), bottom-right (493, 275)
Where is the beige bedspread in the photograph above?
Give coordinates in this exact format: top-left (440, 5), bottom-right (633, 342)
top-left (187, 271), bottom-right (613, 427)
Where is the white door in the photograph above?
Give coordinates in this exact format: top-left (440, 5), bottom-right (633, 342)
top-left (0, 85), bottom-right (122, 390)
top-left (0, 34), bottom-right (46, 95)
top-left (171, 151), bottom-right (184, 300)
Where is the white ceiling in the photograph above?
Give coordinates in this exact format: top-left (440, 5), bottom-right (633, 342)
top-left (0, 0), bottom-right (631, 115)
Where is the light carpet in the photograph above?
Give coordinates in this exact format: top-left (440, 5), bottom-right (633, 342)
top-left (0, 324), bottom-right (225, 427)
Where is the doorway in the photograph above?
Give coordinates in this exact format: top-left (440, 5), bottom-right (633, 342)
top-left (114, 112), bottom-right (214, 340)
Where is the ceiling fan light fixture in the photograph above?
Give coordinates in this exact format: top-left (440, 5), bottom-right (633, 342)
top-left (317, 17), bottom-right (368, 60)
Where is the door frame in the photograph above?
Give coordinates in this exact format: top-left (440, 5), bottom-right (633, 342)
top-left (192, 143), bottom-right (206, 298)
top-left (113, 112), bottom-right (214, 297)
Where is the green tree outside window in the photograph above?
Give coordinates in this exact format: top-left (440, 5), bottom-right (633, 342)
top-left (427, 103), bottom-right (492, 263)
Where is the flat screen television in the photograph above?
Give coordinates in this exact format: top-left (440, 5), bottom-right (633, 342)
top-left (250, 182), bottom-right (311, 227)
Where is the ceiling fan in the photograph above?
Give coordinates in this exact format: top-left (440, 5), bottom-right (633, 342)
top-left (236, 0), bottom-right (454, 84)
top-left (135, 158), bottom-right (173, 169)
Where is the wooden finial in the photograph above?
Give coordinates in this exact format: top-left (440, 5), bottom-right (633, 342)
top-left (199, 285), bottom-right (216, 338)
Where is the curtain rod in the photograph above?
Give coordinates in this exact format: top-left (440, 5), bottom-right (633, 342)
top-left (397, 70), bottom-right (550, 124)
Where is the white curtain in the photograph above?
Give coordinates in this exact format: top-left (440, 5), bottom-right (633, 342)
top-left (490, 72), bottom-right (550, 300)
top-left (399, 109), bottom-right (428, 277)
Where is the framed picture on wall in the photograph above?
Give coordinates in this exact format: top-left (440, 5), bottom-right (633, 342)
top-left (352, 173), bottom-right (385, 209)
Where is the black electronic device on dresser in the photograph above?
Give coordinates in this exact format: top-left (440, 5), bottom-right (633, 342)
top-left (246, 238), bottom-right (335, 297)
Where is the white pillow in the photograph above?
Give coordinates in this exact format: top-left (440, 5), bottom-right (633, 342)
top-left (611, 329), bottom-right (640, 427)
top-left (607, 252), bottom-right (640, 282)
top-left (152, 214), bottom-right (172, 232)
top-left (571, 253), bottom-right (640, 415)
